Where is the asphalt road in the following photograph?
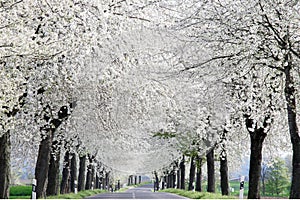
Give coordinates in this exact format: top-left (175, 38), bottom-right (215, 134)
top-left (86, 184), bottom-right (188, 199)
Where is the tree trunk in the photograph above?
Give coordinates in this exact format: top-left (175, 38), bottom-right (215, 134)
top-left (177, 168), bottom-right (180, 189)
top-left (248, 130), bottom-right (266, 199)
top-left (70, 153), bottom-right (77, 193)
top-left (180, 156), bottom-right (185, 190)
top-left (167, 173), bottom-right (170, 188)
top-left (0, 132), bottom-right (10, 199)
top-left (47, 150), bottom-right (60, 196)
top-left (91, 163), bottom-right (95, 189)
top-left (103, 173), bottom-right (108, 190)
top-left (85, 162), bottom-right (92, 190)
top-left (172, 171), bottom-right (176, 188)
top-left (35, 131), bottom-right (53, 199)
top-left (162, 176), bottom-right (165, 190)
top-left (220, 155), bottom-right (229, 195)
top-left (78, 154), bottom-right (86, 191)
top-left (290, 143), bottom-right (300, 199)
top-left (60, 151), bottom-right (71, 194)
top-left (188, 156), bottom-right (196, 191)
top-left (169, 172), bottom-right (174, 188)
top-left (284, 62), bottom-right (300, 199)
top-left (105, 172), bottom-right (110, 190)
top-left (100, 175), bottom-right (104, 189)
top-left (195, 156), bottom-right (202, 192)
top-left (207, 149), bottom-right (215, 193)
top-left (154, 171), bottom-right (159, 191)
top-left (96, 174), bottom-right (100, 189)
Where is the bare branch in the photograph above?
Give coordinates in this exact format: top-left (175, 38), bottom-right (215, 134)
top-left (258, 1), bottom-right (286, 46)
top-left (0, 0), bottom-right (23, 12)
top-left (180, 54), bottom-right (237, 72)
top-left (112, 12), bottom-right (151, 22)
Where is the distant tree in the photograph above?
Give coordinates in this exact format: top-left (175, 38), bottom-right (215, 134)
top-left (265, 158), bottom-right (289, 196)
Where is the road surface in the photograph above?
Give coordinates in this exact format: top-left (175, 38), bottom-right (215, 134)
top-left (86, 184), bottom-right (188, 199)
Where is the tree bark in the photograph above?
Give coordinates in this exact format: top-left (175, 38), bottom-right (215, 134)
top-left (207, 149), bottom-right (215, 193)
top-left (96, 174), bottom-right (100, 189)
top-left (0, 132), bottom-right (10, 199)
top-left (85, 154), bottom-right (96, 190)
top-left (103, 172), bottom-right (108, 190)
top-left (100, 175), bottom-right (104, 189)
top-left (60, 151), bottom-right (71, 194)
top-left (167, 173), bottom-right (170, 188)
top-left (220, 155), bottom-right (229, 195)
top-left (180, 156), bottom-right (185, 190)
top-left (162, 176), bottom-right (166, 190)
top-left (78, 154), bottom-right (86, 191)
top-left (284, 61), bottom-right (300, 199)
top-left (188, 156), bottom-right (196, 191)
top-left (195, 156), bottom-right (202, 192)
top-left (176, 168), bottom-right (180, 189)
top-left (248, 130), bottom-right (266, 199)
top-left (85, 161), bottom-right (92, 190)
top-left (154, 171), bottom-right (159, 191)
top-left (47, 150), bottom-right (60, 196)
top-left (172, 171), bottom-right (176, 188)
top-left (70, 153), bottom-right (77, 193)
top-left (35, 131), bottom-right (53, 199)
top-left (105, 172), bottom-right (110, 190)
top-left (91, 163), bottom-right (95, 189)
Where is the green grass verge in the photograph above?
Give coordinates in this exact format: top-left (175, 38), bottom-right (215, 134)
top-left (130, 181), bottom-right (152, 188)
top-left (160, 188), bottom-right (237, 199)
top-left (9, 195), bottom-right (31, 199)
top-left (9, 185), bottom-right (31, 199)
top-left (10, 185), bottom-right (32, 196)
top-left (117, 187), bottom-right (129, 192)
top-left (47, 189), bottom-right (106, 199)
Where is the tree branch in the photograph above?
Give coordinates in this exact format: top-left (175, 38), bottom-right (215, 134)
top-left (180, 54), bottom-right (237, 72)
top-left (112, 12), bottom-right (151, 22)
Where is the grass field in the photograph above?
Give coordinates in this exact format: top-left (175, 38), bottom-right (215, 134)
top-left (227, 181), bottom-right (249, 196)
top-left (228, 181), bottom-right (289, 198)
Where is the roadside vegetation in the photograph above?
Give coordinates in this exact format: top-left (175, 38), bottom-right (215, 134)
top-left (9, 185), bottom-right (106, 199)
top-left (163, 179), bottom-right (290, 199)
top-left (9, 185), bottom-right (31, 199)
top-left (47, 189), bottom-right (106, 199)
top-left (160, 188), bottom-right (237, 199)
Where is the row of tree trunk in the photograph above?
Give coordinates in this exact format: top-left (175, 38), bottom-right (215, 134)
top-left (35, 141), bottom-right (111, 199)
top-left (158, 148), bottom-right (229, 196)
top-left (127, 175), bottom-right (142, 185)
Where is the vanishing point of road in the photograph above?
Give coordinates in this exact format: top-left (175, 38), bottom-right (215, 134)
top-left (86, 184), bottom-right (188, 199)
